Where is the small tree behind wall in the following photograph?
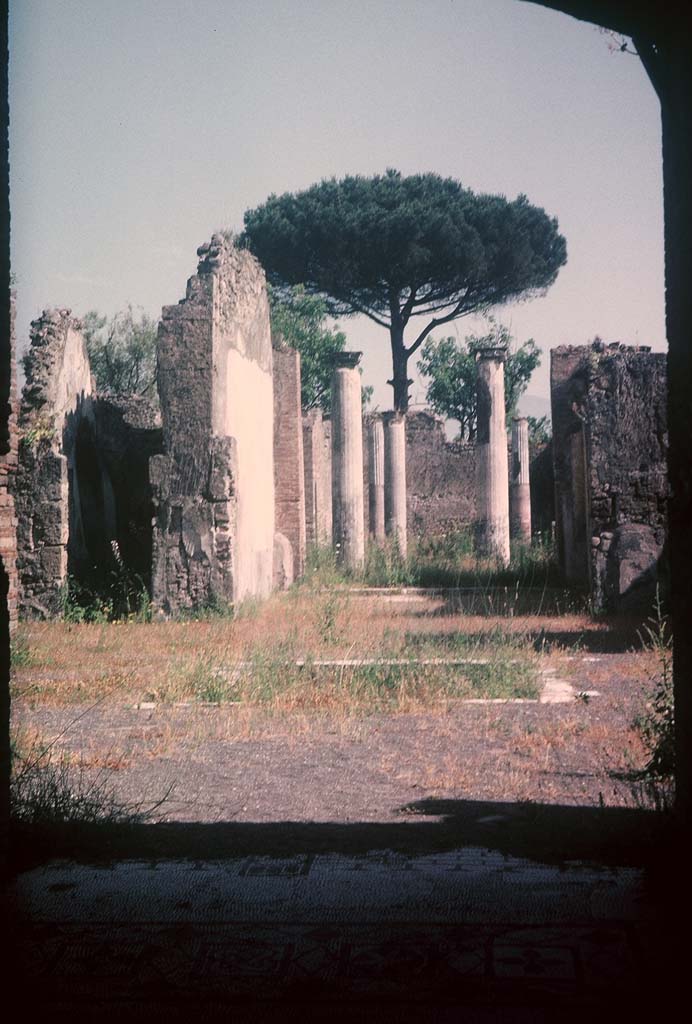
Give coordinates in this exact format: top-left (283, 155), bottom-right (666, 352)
top-left (417, 321), bottom-right (541, 441)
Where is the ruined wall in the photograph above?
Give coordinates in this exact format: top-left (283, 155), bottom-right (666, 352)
top-left (151, 235), bottom-right (274, 613)
top-left (273, 344), bottom-right (306, 579)
top-left (551, 341), bottom-right (668, 611)
top-left (15, 309), bottom-right (95, 616)
top-left (303, 409), bottom-right (332, 548)
top-left (0, 295), bottom-right (18, 629)
top-left (405, 411), bottom-right (476, 538)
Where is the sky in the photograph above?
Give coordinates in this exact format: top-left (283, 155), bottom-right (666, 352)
top-left (8, 0), bottom-right (665, 419)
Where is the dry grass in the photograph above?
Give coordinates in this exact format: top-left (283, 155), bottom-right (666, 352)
top-left (11, 588), bottom-right (569, 711)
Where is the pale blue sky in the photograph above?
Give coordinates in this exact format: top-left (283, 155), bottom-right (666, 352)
top-left (9, 0), bottom-right (665, 416)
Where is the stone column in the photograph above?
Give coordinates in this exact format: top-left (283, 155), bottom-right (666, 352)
top-left (331, 352), bottom-right (365, 570)
top-left (368, 416), bottom-right (385, 542)
top-left (383, 412), bottom-right (407, 557)
top-left (475, 345), bottom-right (510, 565)
top-left (510, 417), bottom-right (532, 542)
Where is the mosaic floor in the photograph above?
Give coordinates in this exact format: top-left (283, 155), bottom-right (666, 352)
top-left (7, 848), bottom-right (669, 1016)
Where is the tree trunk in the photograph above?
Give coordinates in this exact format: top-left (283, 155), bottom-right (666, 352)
top-left (389, 324), bottom-right (411, 412)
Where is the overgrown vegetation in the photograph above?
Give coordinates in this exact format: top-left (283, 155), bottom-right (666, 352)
top-left (59, 560), bottom-right (152, 624)
top-left (142, 640), bottom-right (539, 711)
top-left (634, 587), bottom-right (674, 780)
top-left (303, 530), bottom-right (575, 610)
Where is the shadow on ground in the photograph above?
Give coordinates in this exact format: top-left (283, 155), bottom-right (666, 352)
top-left (403, 625), bottom-right (641, 654)
top-left (9, 796), bottom-right (674, 876)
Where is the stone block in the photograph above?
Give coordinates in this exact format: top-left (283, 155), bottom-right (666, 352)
top-left (39, 544), bottom-right (67, 583)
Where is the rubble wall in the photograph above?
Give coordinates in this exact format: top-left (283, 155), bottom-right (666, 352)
top-left (152, 235), bottom-right (274, 613)
top-left (586, 344), bottom-right (668, 611)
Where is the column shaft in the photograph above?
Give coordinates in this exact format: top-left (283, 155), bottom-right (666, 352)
top-left (331, 353), bottom-right (365, 570)
top-left (368, 417), bottom-right (385, 542)
top-left (383, 412), bottom-right (407, 557)
top-left (510, 417), bottom-right (532, 542)
top-left (475, 347), bottom-right (510, 565)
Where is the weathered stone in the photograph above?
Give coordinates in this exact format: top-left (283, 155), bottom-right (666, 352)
top-left (14, 310), bottom-right (97, 616)
top-left (302, 410), bottom-right (332, 548)
top-left (405, 412), bottom-right (476, 537)
top-left (608, 523), bottom-right (665, 610)
top-left (0, 292), bottom-right (19, 630)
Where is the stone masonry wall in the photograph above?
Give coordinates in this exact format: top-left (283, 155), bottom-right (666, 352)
top-left (273, 343), bottom-right (306, 579)
top-left (151, 234), bottom-right (274, 614)
top-left (15, 309), bottom-right (94, 617)
top-left (586, 343), bottom-right (668, 611)
top-left (551, 341), bottom-right (668, 611)
top-left (0, 294), bottom-right (18, 629)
